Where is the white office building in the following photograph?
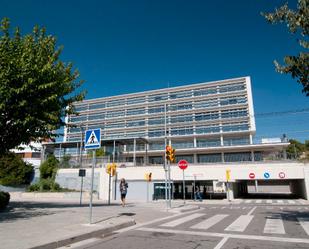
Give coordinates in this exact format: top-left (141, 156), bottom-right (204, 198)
top-left (44, 76), bottom-right (309, 201)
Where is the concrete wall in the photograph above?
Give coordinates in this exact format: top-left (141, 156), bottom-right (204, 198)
top-left (54, 162), bottom-right (309, 201)
top-left (56, 168), bottom-right (101, 192)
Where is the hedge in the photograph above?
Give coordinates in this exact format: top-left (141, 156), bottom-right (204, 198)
top-left (0, 191), bottom-right (10, 210)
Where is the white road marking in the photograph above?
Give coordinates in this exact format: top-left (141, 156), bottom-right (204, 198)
top-left (160, 213), bottom-right (205, 227)
top-left (297, 217), bottom-right (309, 236)
top-left (266, 200), bottom-right (272, 204)
top-left (263, 215), bottom-right (285, 234)
top-left (115, 207), bottom-right (204, 233)
top-left (224, 215), bottom-right (254, 232)
top-left (244, 200), bottom-right (252, 204)
top-left (247, 206), bottom-right (257, 215)
top-left (288, 200), bottom-right (295, 204)
top-left (277, 200), bottom-right (284, 204)
top-left (191, 214), bottom-right (228, 230)
top-left (213, 237), bottom-right (229, 249)
top-left (221, 207), bottom-right (226, 209)
top-left (256, 200), bottom-right (262, 204)
top-left (137, 227), bottom-right (309, 244)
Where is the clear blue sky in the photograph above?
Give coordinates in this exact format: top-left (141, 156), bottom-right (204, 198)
top-left (1, 0), bottom-right (308, 141)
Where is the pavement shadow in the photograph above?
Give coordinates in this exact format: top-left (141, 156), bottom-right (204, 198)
top-left (0, 201), bottom-right (123, 222)
top-left (263, 209), bottom-right (309, 222)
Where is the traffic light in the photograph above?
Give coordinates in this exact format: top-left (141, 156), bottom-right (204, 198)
top-left (106, 163), bottom-right (111, 174)
top-left (166, 146), bottom-right (176, 163)
top-left (144, 172), bottom-right (152, 182)
top-left (170, 148), bottom-right (176, 163)
top-left (111, 163), bottom-right (117, 176)
top-left (166, 145), bottom-right (172, 162)
top-left (106, 163), bottom-right (117, 176)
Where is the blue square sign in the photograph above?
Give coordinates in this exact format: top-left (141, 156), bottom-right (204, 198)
top-left (84, 129), bottom-right (101, 150)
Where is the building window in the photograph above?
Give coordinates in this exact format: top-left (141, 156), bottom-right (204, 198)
top-left (171, 127), bottom-right (193, 136)
top-left (73, 104), bottom-right (88, 112)
top-left (219, 83), bottom-right (245, 93)
top-left (126, 144), bottom-right (145, 151)
top-left (149, 156), bottom-right (163, 165)
top-left (169, 102), bottom-right (193, 111)
top-left (149, 142), bottom-right (165, 150)
top-left (195, 112), bottom-right (219, 121)
top-left (106, 110), bottom-right (125, 118)
top-left (254, 152), bottom-right (262, 161)
top-left (148, 129), bottom-right (165, 137)
top-left (220, 96), bottom-right (247, 106)
top-left (105, 122), bottom-right (125, 129)
top-left (175, 155), bottom-right (193, 163)
top-left (224, 152), bottom-right (252, 162)
top-left (194, 88), bottom-right (217, 97)
top-left (195, 125), bottom-right (220, 134)
top-left (221, 109), bottom-right (248, 119)
top-left (198, 154), bottom-right (222, 163)
top-left (222, 123), bottom-right (249, 132)
top-left (148, 93), bottom-right (168, 102)
top-left (148, 105), bottom-right (165, 114)
top-left (126, 97), bottom-right (145, 105)
top-left (148, 117), bottom-right (165, 126)
top-left (170, 114), bottom-right (193, 123)
top-left (70, 115), bottom-right (87, 123)
top-left (106, 99), bottom-right (125, 107)
top-left (171, 140), bottom-right (194, 149)
top-left (197, 139), bottom-right (221, 147)
top-left (223, 137), bottom-right (250, 146)
top-left (88, 102), bottom-right (105, 110)
top-left (127, 120), bottom-right (145, 127)
top-left (88, 112), bottom-right (105, 121)
top-left (170, 90), bottom-right (192, 99)
top-left (127, 108), bottom-right (145, 116)
top-left (194, 99), bottom-right (218, 109)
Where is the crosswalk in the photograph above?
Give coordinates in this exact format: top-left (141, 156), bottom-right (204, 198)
top-left (241, 199), bottom-right (304, 205)
top-left (158, 212), bottom-right (309, 237)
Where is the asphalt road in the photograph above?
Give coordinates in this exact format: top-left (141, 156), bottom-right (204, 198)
top-left (61, 201), bottom-right (309, 249)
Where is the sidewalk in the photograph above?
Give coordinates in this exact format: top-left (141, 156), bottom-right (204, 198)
top-left (0, 196), bottom-right (191, 249)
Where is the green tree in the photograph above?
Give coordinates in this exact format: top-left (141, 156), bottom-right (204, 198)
top-left (305, 140), bottom-right (309, 150)
top-left (0, 152), bottom-right (34, 186)
top-left (262, 0), bottom-right (309, 95)
top-left (286, 139), bottom-right (305, 159)
top-left (0, 18), bottom-right (85, 154)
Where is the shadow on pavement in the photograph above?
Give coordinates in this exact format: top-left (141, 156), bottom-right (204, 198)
top-left (0, 201), bottom-right (130, 222)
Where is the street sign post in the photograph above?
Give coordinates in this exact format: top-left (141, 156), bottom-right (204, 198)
top-left (78, 169), bottom-right (86, 206)
top-left (178, 160), bottom-right (188, 204)
top-left (84, 129), bottom-right (101, 224)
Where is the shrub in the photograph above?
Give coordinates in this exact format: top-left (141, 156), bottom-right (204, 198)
top-left (0, 191), bottom-right (10, 210)
top-left (0, 152), bottom-right (34, 186)
top-left (40, 155), bottom-right (59, 180)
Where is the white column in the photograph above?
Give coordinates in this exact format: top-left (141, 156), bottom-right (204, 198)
top-left (133, 138), bottom-right (136, 166)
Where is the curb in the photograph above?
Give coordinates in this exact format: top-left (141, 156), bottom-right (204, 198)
top-left (28, 218), bottom-right (136, 249)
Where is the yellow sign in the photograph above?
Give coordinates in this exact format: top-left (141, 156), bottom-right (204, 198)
top-left (226, 169), bottom-right (231, 181)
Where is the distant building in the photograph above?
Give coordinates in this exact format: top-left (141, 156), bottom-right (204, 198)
top-left (43, 76), bottom-right (309, 201)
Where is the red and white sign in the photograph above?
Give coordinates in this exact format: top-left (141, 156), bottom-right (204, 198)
top-left (178, 160), bottom-right (188, 170)
top-left (279, 172), bottom-right (286, 179)
top-left (249, 173), bottom-right (255, 179)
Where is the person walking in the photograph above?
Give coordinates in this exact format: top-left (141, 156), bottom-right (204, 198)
top-left (195, 186), bottom-right (202, 202)
top-left (119, 178), bottom-right (128, 207)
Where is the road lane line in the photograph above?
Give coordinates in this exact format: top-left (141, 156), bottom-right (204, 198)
top-left (213, 237), bottom-right (229, 249)
top-left (137, 227), bottom-right (309, 244)
top-left (266, 200), bottom-right (272, 204)
top-left (263, 215), bottom-right (285, 234)
top-left (247, 206), bottom-right (257, 215)
top-left (191, 214), bottom-right (228, 230)
top-left (277, 200), bottom-right (284, 204)
top-left (160, 213), bottom-right (205, 227)
top-left (288, 200), bottom-right (295, 204)
top-left (224, 215), bottom-right (254, 232)
top-left (256, 200), bottom-right (262, 204)
top-left (244, 200), bottom-right (252, 204)
top-left (297, 217), bottom-right (309, 235)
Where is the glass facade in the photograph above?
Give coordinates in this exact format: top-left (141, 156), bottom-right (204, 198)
top-left (66, 77), bottom-right (260, 164)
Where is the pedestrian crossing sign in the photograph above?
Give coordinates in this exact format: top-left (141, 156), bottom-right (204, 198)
top-left (84, 128), bottom-right (101, 150)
